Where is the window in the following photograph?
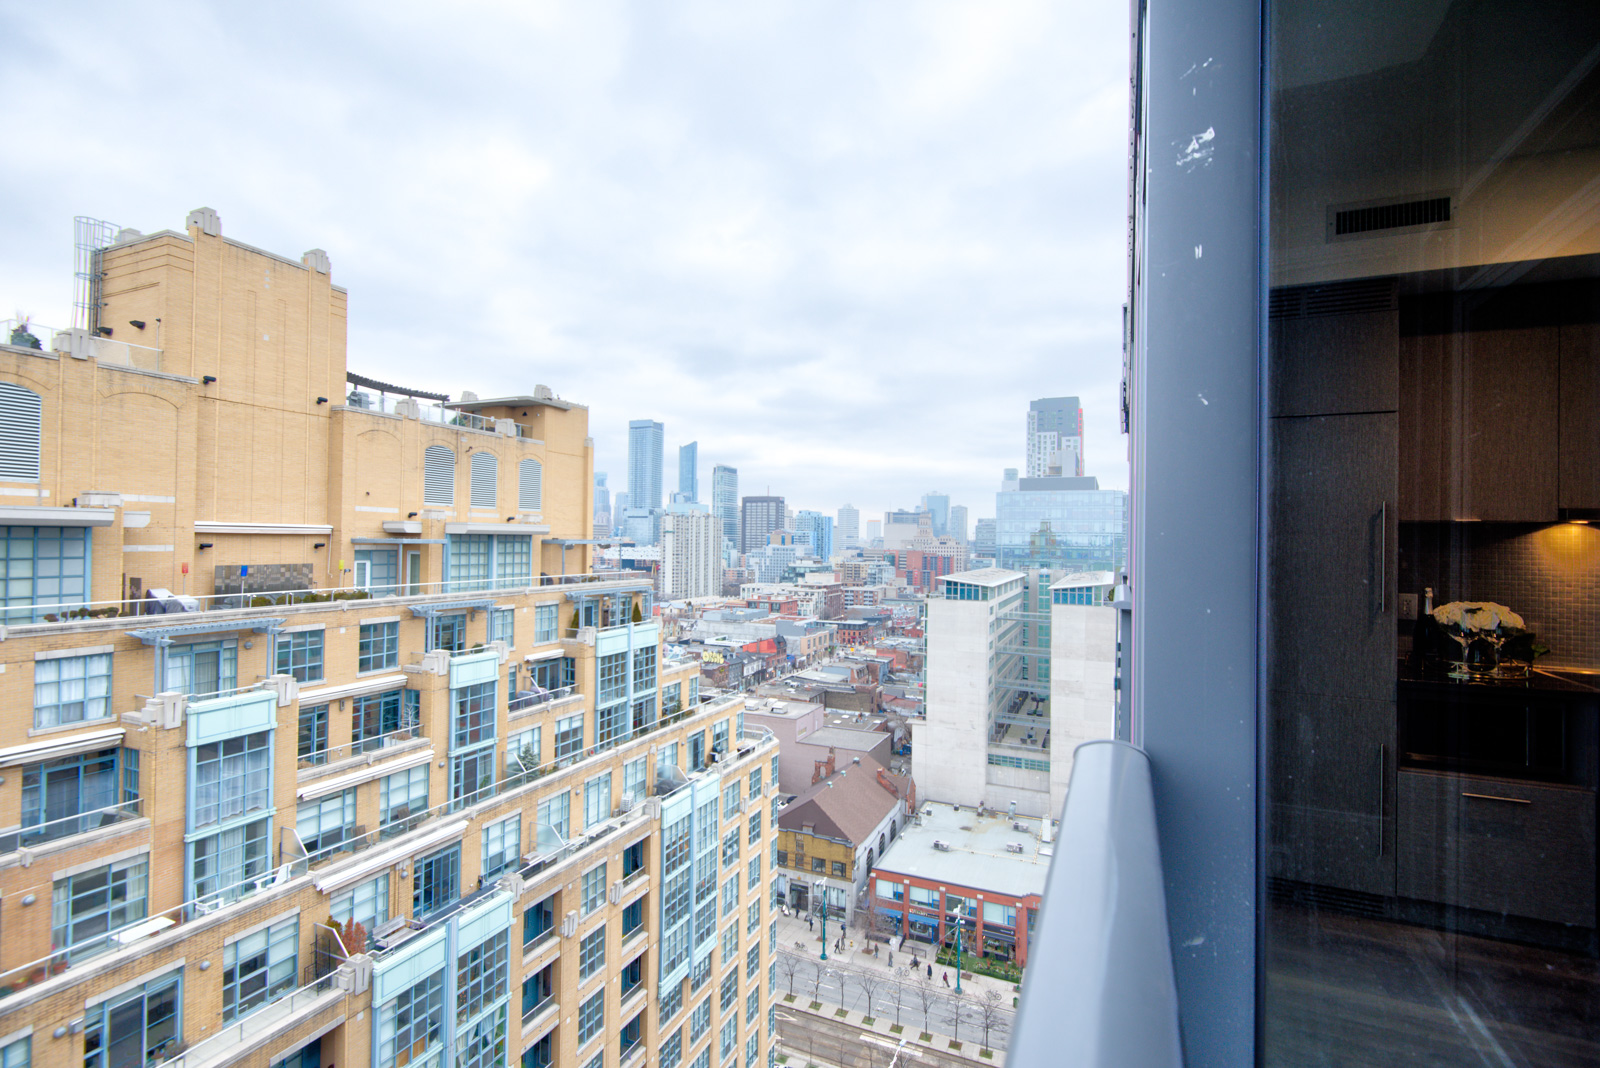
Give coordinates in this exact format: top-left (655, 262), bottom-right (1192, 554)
top-left (631, 644), bottom-right (656, 693)
top-left (190, 817), bottom-right (271, 905)
top-left (470, 451), bottom-right (498, 508)
top-left (412, 844), bottom-right (460, 918)
top-left (274, 630), bottom-right (324, 683)
top-left (720, 924), bottom-right (738, 968)
top-left (496, 536), bottom-right (533, 587)
top-left (661, 980), bottom-right (684, 1025)
top-left (360, 621), bottom-right (400, 672)
top-left (0, 1038), bottom-right (27, 1068)
top-left (555, 714), bottom-right (584, 759)
top-left (34, 652), bottom-right (112, 727)
top-left (691, 952), bottom-right (712, 994)
top-left (689, 732), bottom-right (706, 772)
top-left (621, 953), bottom-right (644, 997)
top-left (490, 607), bottom-right (514, 646)
top-left (577, 990), bottom-right (605, 1045)
top-left (223, 916), bottom-right (297, 1021)
top-left (522, 1034), bottom-right (552, 1068)
top-left (454, 681), bottom-right (496, 748)
top-left (0, 526), bottom-right (89, 622)
top-left (663, 682), bottom-right (682, 718)
top-left (688, 676), bottom-right (699, 706)
top-left (165, 639), bottom-right (237, 696)
top-left (423, 445), bottom-right (455, 504)
top-left (377, 969), bottom-right (445, 1068)
top-left (745, 945), bottom-right (759, 981)
top-left (536, 792), bottom-right (570, 850)
top-left (584, 773), bottom-right (612, 828)
top-left (745, 1033), bottom-right (759, 1068)
top-left (746, 900), bottom-right (760, 935)
top-left (722, 781), bottom-right (741, 815)
top-left (598, 652), bottom-right (627, 704)
top-left (332, 874), bottom-right (389, 938)
top-left (623, 757), bottom-right (647, 802)
top-left (192, 731), bottom-right (271, 830)
top-left (51, 855), bottom-right (148, 962)
top-left (579, 926), bottom-right (606, 979)
top-left (431, 612), bottom-right (467, 652)
top-left (505, 727), bottom-right (541, 781)
top-left (21, 746), bottom-right (133, 842)
top-left (530, 656), bottom-right (574, 692)
top-left (775, 850), bottom-right (787, 868)
top-left (354, 689), bottom-right (411, 751)
top-left (523, 894), bottom-right (555, 948)
top-left (482, 814), bottom-right (521, 881)
top-left (662, 741), bottom-right (679, 769)
top-left (745, 988), bottom-right (758, 1025)
top-left (582, 863), bottom-right (607, 914)
top-left (534, 604), bottom-right (557, 643)
top-left (380, 765), bottom-right (429, 830)
top-left (768, 962), bottom-right (775, 997)
top-left (519, 458), bottom-right (543, 512)
top-left (712, 720), bottom-right (729, 755)
top-left (83, 971), bottom-right (180, 1068)
top-left (810, 857), bottom-right (824, 873)
top-left (719, 1018), bottom-right (737, 1062)
top-left (522, 962), bottom-right (554, 1019)
top-left (721, 828), bottom-right (739, 869)
top-left (721, 875), bottom-right (738, 918)
top-left (448, 533), bottom-right (490, 593)
top-left (297, 704), bottom-right (328, 766)
top-left (622, 895), bottom-right (644, 937)
top-left (660, 1029), bottom-right (682, 1068)
top-left (458, 1006), bottom-right (507, 1068)
top-left (457, 929), bottom-right (510, 1024)
top-left (0, 382), bottom-right (42, 480)
top-left (451, 747), bottom-right (495, 806)
top-left (748, 812), bottom-right (760, 845)
top-left (296, 789), bottom-right (356, 856)
top-left (747, 856), bottom-right (760, 890)
top-left (690, 999), bottom-right (711, 1042)
top-left (748, 767), bottom-right (762, 798)
top-left (831, 861), bottom-right (846, 878)
top-left (622, 839), bottom-right (645, 879)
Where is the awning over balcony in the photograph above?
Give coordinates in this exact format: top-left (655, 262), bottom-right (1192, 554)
top-left (0, 505), bottom-right (115, 527)
top-left (408, 600), bottom-right (496, 618)
top-left (0, 726), bottom-right (125, 767)
top-left (127, 618), bottom-right (287, 646)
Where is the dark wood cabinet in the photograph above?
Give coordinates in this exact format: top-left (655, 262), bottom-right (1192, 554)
top-left (1397, 771), bottom-right (1596, 928)
top-left (1269, 412), bottom-right (1398, 896)
top-left (1269, 299), bottom-right (1398, 417)
top-left (1399, 325), bottom-right (1560, 522)
top-left (1559, 321), bottom-right (1600, 511)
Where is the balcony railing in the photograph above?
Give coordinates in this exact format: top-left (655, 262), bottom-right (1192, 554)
top-left (0, 798), bottom-right (145, 853)
top-left (1008, 740), bottom-right (1181, 1068)
top-left (298, 723), bottom-right (424, 770)
top-left (154, 969), bottom-right (342, 1068)
top-left (509, 686), bottom-right (578, 714)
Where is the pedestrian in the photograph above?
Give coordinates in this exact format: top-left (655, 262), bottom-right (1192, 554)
top-left (808, 915), bottom-right (814, 931)
top-left (942, 971), bottom-right (950, 987)
top-left (888, 951), bottom-right (893, 967)
top-left (927, 964), bottom-right (933, 979)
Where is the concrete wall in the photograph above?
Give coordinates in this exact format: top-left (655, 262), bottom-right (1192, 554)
top-left (1048, 602), bottom-right (1117, 816)
top-left (915, 598), bottom-right (991, 808)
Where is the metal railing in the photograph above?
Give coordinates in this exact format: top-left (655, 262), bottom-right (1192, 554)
top-left (1009, 740), bottom-right (1182, 1068)
top-left (298, 722), bottom-right (425, 769)
top-left (153, 968), bottom-right (340, 1068)
top-left (508, 686), bottom-right (578, 714)
top-left (0, 798), bottom-right (144, 853)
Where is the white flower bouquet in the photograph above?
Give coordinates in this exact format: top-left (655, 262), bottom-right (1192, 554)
top-left (1431, 601), bottom-right (1525, 634)
top-left (1429, 600), bottom-right (1546, 673)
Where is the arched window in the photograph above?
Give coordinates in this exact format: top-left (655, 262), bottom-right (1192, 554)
top-left (0, 383), bottom-right (42, 482)
top-left (423, 445), bottom-right (455, 505)
top-left (519, 458), bottom-right (543, 512)
top-left (469, 451), bottom-right (498, 508)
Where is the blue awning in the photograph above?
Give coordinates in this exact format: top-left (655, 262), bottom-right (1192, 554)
top-left (127, 618), bottom-right (287, 646)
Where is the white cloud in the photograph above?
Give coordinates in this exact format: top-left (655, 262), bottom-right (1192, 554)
top-left (0, 0), bottom-right (1128, 524)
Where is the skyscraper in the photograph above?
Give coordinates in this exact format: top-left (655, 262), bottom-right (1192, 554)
top-left (1026, 396), bottom-right (1085, 477)
top-left (739, 495), bottom-right (785, 554)
top-left (678, 441), bottom-right (698, 502)
top-left (593, 471), bottom-right (610, 530)
top-left (837, 503), bottom-right (860, 545)
top-left (661, 510), bottom-right (720, 599)
top-left (795, 510), bottom-right (834, 561)
top-left (949, 504), bottom-right (969, 543)
top-left (712, 464), bottom-right (739, 546)
top-left (922, 491), bottom-right (951, 536)
top-left (627, 418), bottom-right (664, 510)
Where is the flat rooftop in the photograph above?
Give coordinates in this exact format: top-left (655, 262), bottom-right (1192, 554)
top-left (939, 567), bottom-right (1025, 587)
top-left (874, 802), bottom-right (1053, 898)
top-left (803, 725), bottom-right (888, 751)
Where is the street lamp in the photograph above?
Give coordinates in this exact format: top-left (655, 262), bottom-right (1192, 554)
top-left (954, 928), bottom-right (963, 993)
top-left (818, 879), bottom-right (829, 961)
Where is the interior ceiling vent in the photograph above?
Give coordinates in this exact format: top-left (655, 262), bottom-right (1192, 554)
top-left (1329, 195), bottom-right (1453, 239)
top-left (1269, 277), bottom-right (1397, 319)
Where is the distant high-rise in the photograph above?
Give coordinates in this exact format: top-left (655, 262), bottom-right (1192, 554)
top-left (922, 491), bottom-right (951, 536)
top-left (1026, 396), bottom-right (1084, 477)
top-left (594, 471), bottom-right (610, 530)
top-left (712, 465), bottom-right (739, 546)
top-left (678, 441), bottom-right (698, 502)
top-left (612, 491), bottom-right (629, 534)
top-left (795, 510), bottom-right (834, 561)
top-left (661, 510), bottom-right (720, 599)
top-left (866, 519), bottom-right (883, 542)
top-left (974, 517), bottom-right (997, 560)
top-left (949, 504), bottom-right (969, 543)
top-left (740, 495), bottom-right (785, 554)
top-left (837, 504), bottom-right (860, 545)
top-left (627, 419), bottom-right (664, 510)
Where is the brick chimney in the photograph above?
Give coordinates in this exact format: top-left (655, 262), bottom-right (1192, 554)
top-left (876, 767), bottom-right (900, 798)
top-left (812, 747), bottom-right (838, 784)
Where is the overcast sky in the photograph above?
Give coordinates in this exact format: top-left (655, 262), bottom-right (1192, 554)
top-left (1, 1), bottom-right (1128, 525)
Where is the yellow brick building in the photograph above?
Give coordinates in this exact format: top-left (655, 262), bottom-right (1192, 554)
top-left (0, 210), bottom-right (779, 1068)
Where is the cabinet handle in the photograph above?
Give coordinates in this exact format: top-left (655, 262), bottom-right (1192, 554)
top-left (1376, 743), bottom-right (1386, 858)
top-left (1461, 791), bottom-right (1531, 804)
top-left (1378, 501), bottom-right (1387, 613)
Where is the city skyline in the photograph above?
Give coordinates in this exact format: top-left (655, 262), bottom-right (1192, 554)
top-left (1, 3), bottom-right (1129, 523)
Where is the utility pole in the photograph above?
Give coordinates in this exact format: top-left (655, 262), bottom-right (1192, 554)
top-left (819, 879), bottom-right (829, 961)
top-left (954, 928), bottom-right (963, 993)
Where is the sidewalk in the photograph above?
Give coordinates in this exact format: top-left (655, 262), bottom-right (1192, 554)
top-left (773, 909), bottom-right (1019, 1004)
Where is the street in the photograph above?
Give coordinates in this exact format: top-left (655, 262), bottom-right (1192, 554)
top-left (775, 949), bottom-right (1014, 1052)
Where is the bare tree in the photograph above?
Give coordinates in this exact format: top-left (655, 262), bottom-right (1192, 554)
top-left (857, 970), bottom-right (885, 1020)
top-left (808, 960), bottom-right (825, 1003)
top-left (912, 973), bottom-right (939, 1036)
top-left (778, 952), bottom-right (801, 996)
top-left (943, 989), bottom-right (969, 1043)
top-left (976, 988), bottom-right (1010, 1050)
top-left (834, 967), bottom-right (849, 1009)
top-left (887, 969), bottom-right (907, 1028)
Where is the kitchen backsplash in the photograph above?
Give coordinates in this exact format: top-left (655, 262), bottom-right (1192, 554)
top-left (1399, 521), bottom-right (1600, 669)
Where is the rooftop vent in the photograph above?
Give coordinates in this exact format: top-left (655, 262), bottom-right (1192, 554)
top-left (1005, 842), bottom-right (1026, 854)
top-left (932, 840), bottom-right (951, 852)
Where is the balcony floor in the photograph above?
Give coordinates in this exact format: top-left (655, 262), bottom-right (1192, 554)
top-left (1266, 901), bottom-right (1600, 1066)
